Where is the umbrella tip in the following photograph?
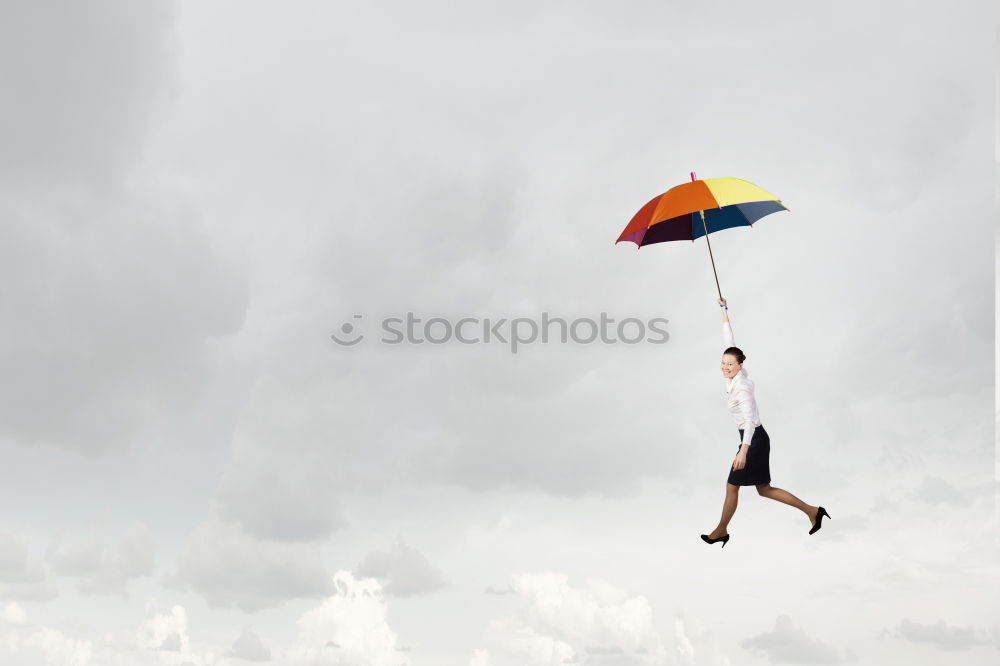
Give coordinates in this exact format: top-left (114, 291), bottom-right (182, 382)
top-left (690, 171), bottom-right (698, 181)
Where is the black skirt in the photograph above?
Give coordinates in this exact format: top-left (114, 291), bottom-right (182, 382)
top-left (726, 424), bottom-right (771, 486)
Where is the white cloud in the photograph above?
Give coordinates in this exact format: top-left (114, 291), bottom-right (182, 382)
top-left (674, 616), bottom-right (695, 665)
top-left (491, 621), bottom-right (575, 666)
top-left (1, 602), bottom-right (26, 625)
top-left (136, 602), bottom-right (215, 666)
top-left (46, 522), bottom-right (154, 597)
top-left (166, 511), bottom-right (335, 612)
top-left (137, 603), bottom-right (191, 653)
top-left (484, 572), bottom-right (669, 665)
top-left (286, 570), bottom-right (411, 666)
top-left (740, 615), bottom-right (855, 664)
top-left (0, 600), bottom-right (235, 666)
top-left (0, 626), bottom-right (96, 666)
top-left (672, 614), bottom-right (731, 666)
top-left (355, 536), bottom-right (446, 597)
top-left (469, 647), bottom-right (490, 666)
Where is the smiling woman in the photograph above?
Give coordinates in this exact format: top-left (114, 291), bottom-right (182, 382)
top-left (701, 298), bottom-right (830, 548)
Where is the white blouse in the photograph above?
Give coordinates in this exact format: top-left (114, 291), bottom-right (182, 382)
top-left (723, 321), bottom-right (761, 446)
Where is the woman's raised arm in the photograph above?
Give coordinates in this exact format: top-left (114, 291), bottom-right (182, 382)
top-left (719, 298), bottom-right (735, 348)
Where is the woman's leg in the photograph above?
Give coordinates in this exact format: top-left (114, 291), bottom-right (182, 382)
top-left (755, 483), bottom-right (818, 523)
top-left (709, 483), bottom-right (740, 538)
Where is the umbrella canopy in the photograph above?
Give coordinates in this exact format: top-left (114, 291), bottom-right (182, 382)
top-left (615, 174), bottom-right (788, 299)
top-left (616, 177), bottom-right (787, 247)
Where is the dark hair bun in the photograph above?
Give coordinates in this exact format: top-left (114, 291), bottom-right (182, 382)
top-left (723, 346), bottom-right (746, 364)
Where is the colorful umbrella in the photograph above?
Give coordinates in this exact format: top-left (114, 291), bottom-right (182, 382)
top-left (615, 173), bottom-right (787, 299)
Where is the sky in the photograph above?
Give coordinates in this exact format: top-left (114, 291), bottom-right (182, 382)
top-left (0, 1), bottom-right (996, 665)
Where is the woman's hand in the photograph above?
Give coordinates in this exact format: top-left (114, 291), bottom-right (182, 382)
top-left (732, 445), bottom-right (748, 471)
top-left (718, 297), bottom-right (727, 307)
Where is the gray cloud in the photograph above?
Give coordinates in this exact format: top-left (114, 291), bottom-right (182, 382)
top-left (160, 632), bottom-right (182, 651)
top-left (355, 536), bottom-right (446, 597)
top-left (893, 618), bottom-right (998, 651)
top-left (0, 0), bottom-right (248, 458)
top-left (138, 0), bottom-right (993, 518)
top-left (229, 626), bottom-right (272, 662)
top-left (263, 0), bottom-right (989, 503)
top-left (215, 452), bottom-right (347, 544)
top-left (212, 373), bottom-right (358, 542)
top-left (908, 476), bottom-right (970, 507)
top-left (0, 532), bottom-right (57, 602)
top-left (0, 0), bottom-right (177, 190)
top-left (0, 193), bottom-right (249, 456)
top-left (0, 533), bottom-right (45, 582)
top-left (45, 522), bottom-right (154, 597)
top-left (165, 510), bottom-right (336, 611)
top-left (740, 615), bottom-right (855, 664)
top-left (394, 343), bottom-right (690, 497)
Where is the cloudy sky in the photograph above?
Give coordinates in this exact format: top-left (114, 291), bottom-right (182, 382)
top-left (0, 1), bottom-right (996, 664)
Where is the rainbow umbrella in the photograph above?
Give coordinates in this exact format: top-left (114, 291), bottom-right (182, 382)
top-left (615, 173), bottom-right (787, 299)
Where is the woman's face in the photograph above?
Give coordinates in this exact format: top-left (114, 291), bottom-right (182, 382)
top-left (720, 353), bottom-right (741, 380)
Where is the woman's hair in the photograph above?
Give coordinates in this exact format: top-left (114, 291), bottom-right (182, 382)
top-left (723, 347), bottom-right (746, 364)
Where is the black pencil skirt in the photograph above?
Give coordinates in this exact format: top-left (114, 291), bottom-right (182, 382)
top-left (726, 424), bottom-right (771, 486)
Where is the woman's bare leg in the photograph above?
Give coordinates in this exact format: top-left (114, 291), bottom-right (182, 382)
top-left (756, 483), bottom-right (818, 523)
top-left (708, 483), bottom-right (739, 538)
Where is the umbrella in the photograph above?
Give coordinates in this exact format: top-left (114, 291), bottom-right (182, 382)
top-left (615, 172), bottom-right (787, 299)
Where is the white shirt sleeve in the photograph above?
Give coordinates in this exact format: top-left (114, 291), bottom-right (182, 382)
top-left (723, 321), bottom-right (735, 349)
top-left (732, 384), bottom-right (757, 446)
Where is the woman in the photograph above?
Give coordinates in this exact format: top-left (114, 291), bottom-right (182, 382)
top-left (700, 298), bottom-right (829, 547)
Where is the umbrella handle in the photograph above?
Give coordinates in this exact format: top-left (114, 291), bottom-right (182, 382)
top-left (699, 210), bottom-right (723, 301)
top-left (692, 172), bottom-right (722, 299)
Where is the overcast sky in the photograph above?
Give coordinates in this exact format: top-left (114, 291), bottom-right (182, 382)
top-left (0, 1), bottom-right (996, 665)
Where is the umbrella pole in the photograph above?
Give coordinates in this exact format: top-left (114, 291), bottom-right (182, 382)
top-left (698, 210), bottom-right (723, 300)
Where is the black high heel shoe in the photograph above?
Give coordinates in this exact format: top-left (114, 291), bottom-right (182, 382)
top-left (700, 533), bottom-right (730, 548)
top-left (809, 507), bottom-right (830, 535)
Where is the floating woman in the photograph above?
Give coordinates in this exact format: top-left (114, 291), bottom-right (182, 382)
top-left (701, 298), bottom-right (830, 547)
